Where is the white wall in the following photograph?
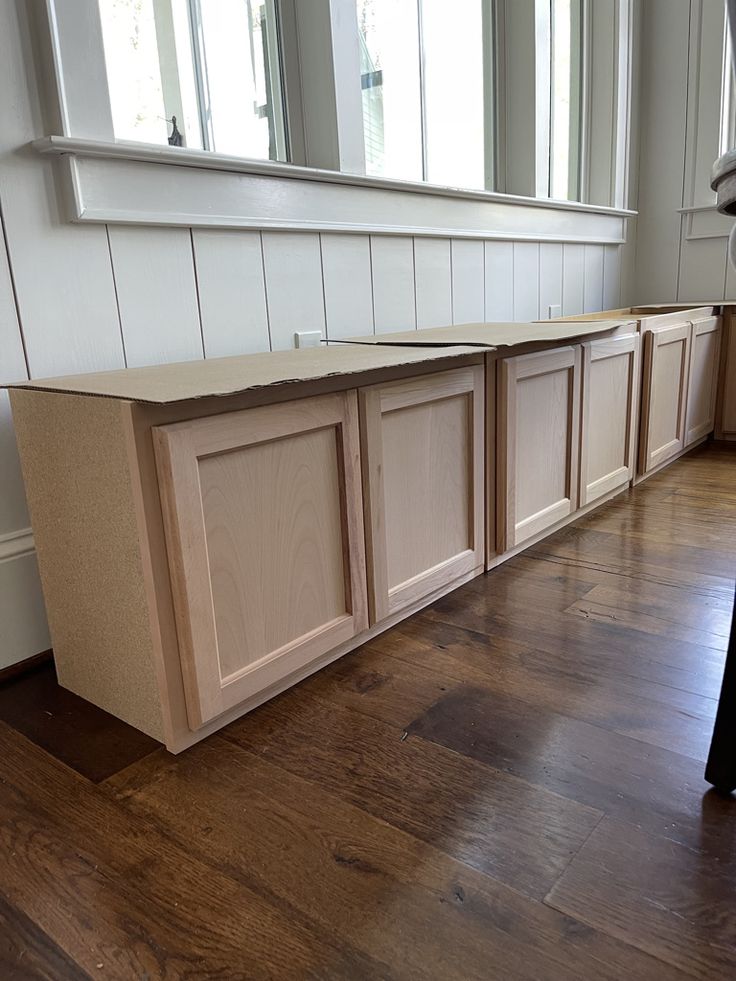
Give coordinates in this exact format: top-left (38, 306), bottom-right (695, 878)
top-left (635, 0), bottom-right (733, 303)
top-left (0, 0), bottom-right (632, 669)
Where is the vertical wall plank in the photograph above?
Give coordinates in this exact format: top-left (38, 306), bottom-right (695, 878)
top-left (108, 226), bottom-right (204, 367)
top-left (321, 233), bottom-right (374, 339)
top-left (513, 242), bottom-right (540, 321)
top-left (539, 243), bottom-right (563, 319)
top-left (451, 239), bottom-right (485, 324)
top-left (371, 236), bottom-right (416, 333)
top-left (678, 236), bottom-right (728, 302)
top-left (414, 238), bottom-right (452, 329)
top-left (193, 230), bottom-right (270, 357)
top-left (261, 232), bottom-right (326, 350)
top-left (602, 244), bottom-right (623, 309)
top-left (0, 2), bottom-right (124, 379)
top-left (583, 244), bottom-right (605, 312)
top-left (562, 244), bottom-right (586, 316)
top-left (0, 212), bottom-right (30, 536)
top-left (484, 241), bottom-right (514, 321)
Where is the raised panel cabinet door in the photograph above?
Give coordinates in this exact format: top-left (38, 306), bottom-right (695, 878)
top-left (359, 366), bottom-right (485, 623)
top-left (153, 392), bottom-right (368, 729)
top-left (498, 345), bottom-right (581, 551)
top-left (718, 310), bottom-right (736, 437)
top-left (639, 322), bottom-right (691, 474)
top-left (685, 315), bottom-right (722, 446)
top-left (579, 332), bottom-right (640, 507)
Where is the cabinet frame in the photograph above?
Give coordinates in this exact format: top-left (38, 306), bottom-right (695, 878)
top-left (153, 390), bottom-right (368, 729)
top-left (579, 332), bottom-right (640, 507)
top-left (497, 345), bottom-right (581, 551)
top-left (359, 366), bottom-right (485, 624)
top-left (639, 322), bottom-right (692, 474)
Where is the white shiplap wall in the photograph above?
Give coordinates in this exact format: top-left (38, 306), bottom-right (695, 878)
top-left (0, 0), bottom-right (631, 669)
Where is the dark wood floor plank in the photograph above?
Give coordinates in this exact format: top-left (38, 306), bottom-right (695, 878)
top-left (0, 892), bottom-right (88, 981)
top-left (546, 817), bottom-right (736, 979)
top-left (105, 738), bottom-right (673, 981)
top-left (220, 688), bottom-right (603, 900)
top-left (0, 723), bottom-right (384, 980)
top-left (405, 683), bottom-right (735, 866)
top-left (0, 663), bottom-right (159, 782)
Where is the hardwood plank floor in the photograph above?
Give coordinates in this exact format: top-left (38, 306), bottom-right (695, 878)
top-left (0, 440), bottom-right (735, 979)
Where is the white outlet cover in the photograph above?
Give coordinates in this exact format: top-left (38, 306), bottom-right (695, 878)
top-left (548, 304), bottom-right (562, 319)
top-left (294, 330), bottom-right (323, 349)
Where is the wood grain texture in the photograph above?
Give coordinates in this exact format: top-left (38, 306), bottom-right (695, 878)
top-left (153, 391), bottom-right (368, 728)
top-left (639, 321), bottom-right (691, 473)
top-left (359, 367), bottom-right (484, 622)
top-left (2, 442), bottom-right (735, 978)
top-left (498, 345), bottom-right (581, 549)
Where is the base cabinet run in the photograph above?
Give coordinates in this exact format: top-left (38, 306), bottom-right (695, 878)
top-left (359, 366), bottom-right (485, 623)
top-left (497, 346), bottom-right (581, 550)
top-left (153, 392), bottom-right (368, 729)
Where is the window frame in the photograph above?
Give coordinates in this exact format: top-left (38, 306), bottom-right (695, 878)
top-left (39, 0), bottom-right (636, 221)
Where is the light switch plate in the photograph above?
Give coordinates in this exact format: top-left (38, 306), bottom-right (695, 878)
top-left (548, 304), bottom-right (562, 319)
top-left (294, 331), bottom-right (323, 349)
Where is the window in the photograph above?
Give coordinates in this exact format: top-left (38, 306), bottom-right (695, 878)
top-left (98, 0), bottom-right (287, 160)
top-left (357, 0), bottom-right (491, 190)
top-left (721, 13), bottom-right (736, 156)
top-left (549, 0), bottom-right (583, 201)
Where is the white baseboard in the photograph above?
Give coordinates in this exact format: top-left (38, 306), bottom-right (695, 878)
top-left (0, 537), bottom-right (50, 669)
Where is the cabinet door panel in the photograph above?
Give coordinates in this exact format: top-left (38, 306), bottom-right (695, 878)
top-left (360, 366), bottom-right (485, 623)
top-left (685, 316), bottom-right (721, 446)
top-left (498, 346), bottom-right (581, 550)
top-left (580, 333), bottom-right (640, 506)
top-left (153, 392), bottom-right (368, 729)
top-left (639, 322), bottom-right (691, 473)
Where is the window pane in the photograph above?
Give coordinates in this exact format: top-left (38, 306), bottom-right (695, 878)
top-left (198, 0), bottom-right (286, 159)
top-left (550, 0), bottom-right (583, 200)
top-left (357, 0), bottom-right (423, 181)
top-left (99, 0), bottom-right (286, 160)
top-left (422, 0), bottom-right (486, 190)
top-left (99, 0), bottom-right (169, 144)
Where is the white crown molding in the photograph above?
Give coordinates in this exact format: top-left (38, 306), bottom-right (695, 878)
top-left (0, 528), bottom-right (35, 563)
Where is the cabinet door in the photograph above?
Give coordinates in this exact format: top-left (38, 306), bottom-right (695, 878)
top-left (685, 315), bottom-right (722, 446)
top-left (498, 346), bottom-right (581, 551)
top-left (719, 310), bottom-right (736, 437)
top-left (153, 392), bottom-right (368, 729)
top-left (579, 333), bottom-right (640, 506)
top-left (639, 322), bottom-right (691, 473)
top-left (359, 366), bottom-right (485, 623)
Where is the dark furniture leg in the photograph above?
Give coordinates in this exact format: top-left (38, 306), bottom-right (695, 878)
top-left (705, 583), bottom-right (736, 794)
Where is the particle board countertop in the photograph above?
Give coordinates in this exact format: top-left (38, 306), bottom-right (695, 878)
top-left (4, 318), bottom-right (631, 405)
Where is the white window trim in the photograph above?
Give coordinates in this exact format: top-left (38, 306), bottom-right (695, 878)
top-left (38, 0), bottom-right (636, 240)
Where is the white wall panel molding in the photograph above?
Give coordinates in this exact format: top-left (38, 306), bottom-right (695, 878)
top-left (679, 206), bottom-right (734, 241)
top-left (0, 527), bottom-right (34, 564)
top-left (414, 239), bottom-right (453, 330)
top-left (35, 139), bottom-right (633, 245)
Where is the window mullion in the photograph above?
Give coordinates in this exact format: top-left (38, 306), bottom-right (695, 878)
top-left (417, 0), bottom-right (429, 183)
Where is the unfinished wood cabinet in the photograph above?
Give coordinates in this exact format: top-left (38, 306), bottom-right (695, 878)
top-left (718, 309), bottom-right (736, 439)
top-left (685, 315), bottom-right (722, 447)
top-left (639, 321), bottom-right (691, 474)
top-left (579, 332), bottom-right (640, 506)
top-left (153, 391), bottom-right (368, 729)
top-left (359, 366), bottom-right (485, 623)
top-left (498, 345), bottom-right (581, 550)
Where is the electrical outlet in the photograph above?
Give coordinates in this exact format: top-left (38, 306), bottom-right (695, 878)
top-left (294, 331), bottom-right (323, 349)
top-left (548, 304), bottom-right (562, 319)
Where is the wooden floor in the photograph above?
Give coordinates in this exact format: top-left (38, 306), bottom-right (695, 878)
top-left (1, 442), bottom-right (736, 980)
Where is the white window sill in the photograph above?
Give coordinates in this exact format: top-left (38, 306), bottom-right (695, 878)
top-left (34, 135), bottom-right (637, 243)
